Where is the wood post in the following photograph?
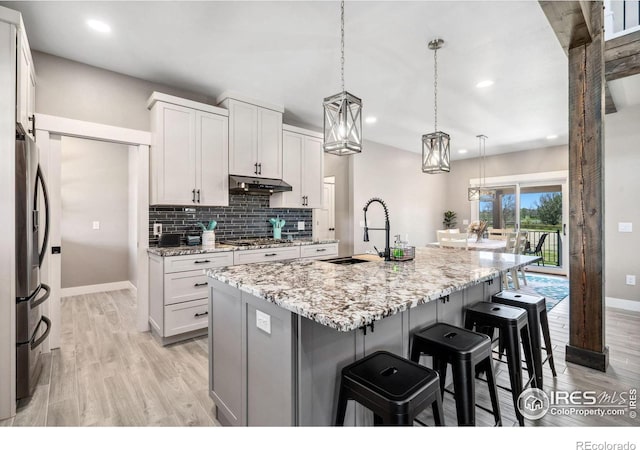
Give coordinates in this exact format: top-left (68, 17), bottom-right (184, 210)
top-left (565, 1), bottom-right (608, 372)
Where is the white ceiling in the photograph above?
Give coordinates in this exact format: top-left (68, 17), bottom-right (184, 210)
top-left (3, 0), bottom-right (573, 160)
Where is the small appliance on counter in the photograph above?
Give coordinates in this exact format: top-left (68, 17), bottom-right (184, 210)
top-left (158, 233), bottom-right (181, 247)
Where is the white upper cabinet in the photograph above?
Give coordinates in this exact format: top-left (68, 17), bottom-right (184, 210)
top-left (148, 92), bottom-right (229, 206)
top-left (16, 26), bottom-right (36, 139)
top-left (270, 125), bottom-right (324, 209)
top-left (219, 94), bottom-right (283, 179)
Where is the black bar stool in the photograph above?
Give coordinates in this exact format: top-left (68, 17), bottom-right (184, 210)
top-left (410, 323), bottom-right (501, 426)
top-left (492, 291), bottom-right (557, 389)
top-left (464, 302), bottom-right (536, 426)
top-left (335, 350), bottom-right (445, 426)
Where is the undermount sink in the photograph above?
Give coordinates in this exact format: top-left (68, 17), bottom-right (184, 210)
top-left (322, 256), bottom-right (371, 265)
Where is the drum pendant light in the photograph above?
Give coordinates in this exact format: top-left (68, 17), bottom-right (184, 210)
top-left (323, 1), bottom-right (362, 156)
top-left (422, 38), bottom-right (450, 174)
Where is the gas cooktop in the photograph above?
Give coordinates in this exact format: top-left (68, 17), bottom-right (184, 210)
top-left (220, 238), bottom-right (291, 247)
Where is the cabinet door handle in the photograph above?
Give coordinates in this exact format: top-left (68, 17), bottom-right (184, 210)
top-left (197, 189), bottom-right (201, 203)
top-left (192, 189), bottom-right (196, 203)
top-left (316, 248), bottom-right (326, 252)
top-left (258, 163), bottom-right (262, 175)
top-left (329, 228), bottom-right (335, 231)
top-left (264, 253), bottom-right (277, 257)
top-left (194, 311), bottom-right (209, 318)
top-left (254, 162), bottom-right (258, 175)
top-left (194, 282), bottom-right (208, 287)
top-left (194, 260), bottom-right (211, 264)
top-left (28, 115), bottom-right (35, 136)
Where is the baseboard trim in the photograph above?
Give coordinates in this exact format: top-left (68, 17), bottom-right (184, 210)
top-left (606, 297), bottom-right (640, 312)
top-left (566, 345), bottom-right (609, 372)
top-left (61, 280), bottom-right (135, 298)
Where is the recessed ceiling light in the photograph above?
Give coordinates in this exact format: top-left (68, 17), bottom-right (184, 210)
top-left (365, 116), bottom-right (377, 124)
top-left (476, 80), bottom-right (494, 88)
top-left (87, 19), bottom-right (111, 33)
top-left (458, 149), bottom-right (468, 154)
top-left (546, 134), bottom-right (558, 140)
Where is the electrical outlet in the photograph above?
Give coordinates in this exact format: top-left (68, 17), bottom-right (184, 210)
top-left (298, 221), bottom-right (305, 231)
top-left (92, 221), bottom-right (100, 230)
top-left (463, 219), bottom-right (469, 225)
top-left (618, 222), bottom-right (633, 233)
top-left (359, 220), bottom-right (365, 228)
top-left (256, 310), bottom-right (271, 334)
top-left (626, 275), bottom-right (636, 286)
top-left (153, 223), bottom-right (163, 236)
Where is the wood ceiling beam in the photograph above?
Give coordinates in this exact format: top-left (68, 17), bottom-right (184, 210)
top-left (539, 1), bottom-right (593, 54)
top-left (540, 1), bottom-right (619, 114)
top-left (604, 29), bottom-right (640, 81)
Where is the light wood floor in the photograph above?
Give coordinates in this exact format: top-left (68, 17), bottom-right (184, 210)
top-left (2, 289), bottom-right (218, 426)
top-left (2, 287), bottom-right (639, 427)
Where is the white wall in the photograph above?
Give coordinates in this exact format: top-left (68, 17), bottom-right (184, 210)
top-left (604, 104), bottom-right (640, 304)
top-left (32, 51), bottom-right (216, 131)
top-left (323, 153), bottom-right (353, 257)
top-left (61, 137), bottom-right (130, 288)
top-left (128, 147), bottom-right (138, 287)
top-left (351, 140), bottom-right (448, 255)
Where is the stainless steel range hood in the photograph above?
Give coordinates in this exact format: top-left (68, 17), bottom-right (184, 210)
top-left (228, 175), bottom-right (293, 195)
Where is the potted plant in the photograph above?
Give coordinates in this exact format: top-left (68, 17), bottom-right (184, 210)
top-left (443, 210), bottom-right (457, 229)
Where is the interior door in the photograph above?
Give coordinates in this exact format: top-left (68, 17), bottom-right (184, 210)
top-left (315, 179), bottom-right (335, 241)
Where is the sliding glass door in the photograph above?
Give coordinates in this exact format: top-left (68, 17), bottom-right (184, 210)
top-left (471, 172), bottom-right (568, 275)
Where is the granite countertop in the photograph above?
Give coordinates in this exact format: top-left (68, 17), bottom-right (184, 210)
top-left (147, 239), bottom-right (339, 257)
top-left (207, 247), bottom-right (540, 332)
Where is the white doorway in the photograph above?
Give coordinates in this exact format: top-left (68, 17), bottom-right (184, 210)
top-left (314, 176), bottom-right (335, 241)
top-left (35, 114), bottom-right (150, 350)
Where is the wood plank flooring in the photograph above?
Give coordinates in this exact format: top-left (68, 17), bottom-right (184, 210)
top-left (9, 289), bottom-right (217, 427)
top-left (5, 287), bottom-right (640, 426)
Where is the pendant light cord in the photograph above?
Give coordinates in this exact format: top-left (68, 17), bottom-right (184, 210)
top-left (340, 0), bottom-right (345, 93)
top-left (434, 45), bottom-right (438, 132)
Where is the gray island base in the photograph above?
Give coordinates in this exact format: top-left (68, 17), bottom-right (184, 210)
top-left (206, 247), bottom-right (539, 426)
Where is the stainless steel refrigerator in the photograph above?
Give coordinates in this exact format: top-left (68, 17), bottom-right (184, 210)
top-left (15, 124), bottom-right (51, 400)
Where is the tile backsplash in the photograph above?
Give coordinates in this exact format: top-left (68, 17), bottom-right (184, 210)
top-left (149, 194), bottom-right (312, 245)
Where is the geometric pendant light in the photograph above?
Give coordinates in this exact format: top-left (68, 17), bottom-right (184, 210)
top-left (323, 0), bottom-right (363, 156)
top-left (422, 38), bottom-right (450, 173)
top-left (468, 134), bottom-right (488, 200)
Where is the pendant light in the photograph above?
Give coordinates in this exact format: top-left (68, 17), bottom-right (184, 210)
top-left (468, 134), bottom-right (487, 201)
top-left (323, 0), bottom-right (362, 156)
top-left (422, 38), bottom-right (450, 174)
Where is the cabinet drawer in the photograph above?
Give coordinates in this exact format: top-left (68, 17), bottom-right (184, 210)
top-left (164, 270), bottom-right (209, 306)
top-left (164, 298), bottom-right (208, 337)
top-left (233, 246), bottom-right (300, 265)
top-left (300, 243), bottom-right (338, 260)
top-left (164, 252), bottom-right (233, 273)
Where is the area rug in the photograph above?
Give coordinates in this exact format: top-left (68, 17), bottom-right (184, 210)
top-left (506, 274), bottom-right (569, 312)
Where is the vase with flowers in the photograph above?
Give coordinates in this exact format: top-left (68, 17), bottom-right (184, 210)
top-left (467, 220), bottom-right (488, 242)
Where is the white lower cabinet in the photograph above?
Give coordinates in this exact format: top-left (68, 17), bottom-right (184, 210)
top-left (300, 243), bottom-right (338, 260)
top-left (149, 243), bottom-right (337, 345)
top-left (233, 246), bottom-right (300, 265)
top-left (149, 251), bottom-right (233, 345)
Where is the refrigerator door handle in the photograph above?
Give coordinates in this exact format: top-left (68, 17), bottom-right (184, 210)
top-left (30, 283), bottom-right (50, 309)
top-left (30, 315), bottom-right (51, 350)
top-left (36, 165), bottom-right (49, 267)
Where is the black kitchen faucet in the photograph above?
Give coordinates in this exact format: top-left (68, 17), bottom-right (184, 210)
top-left (363, 197), bottom-right (390, 261)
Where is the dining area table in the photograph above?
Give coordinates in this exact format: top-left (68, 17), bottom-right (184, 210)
top-left (426, 238), bottom-right (508, 252)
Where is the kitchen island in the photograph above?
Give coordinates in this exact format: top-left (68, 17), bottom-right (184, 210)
top-left (206, 247), bottom-right (539, 426)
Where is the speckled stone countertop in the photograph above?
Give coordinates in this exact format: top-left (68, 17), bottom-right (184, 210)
top-left (207, 247), bottom-right (541, 332)
top-left (147, 239), bottom-right (338, 257)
